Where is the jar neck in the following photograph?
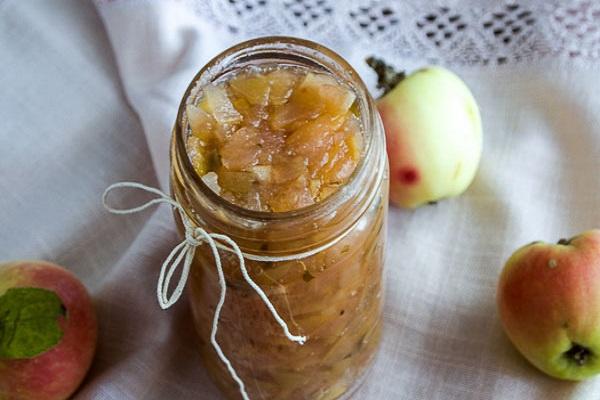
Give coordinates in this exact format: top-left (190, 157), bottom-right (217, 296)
top-left (170, 37), bottom-right (386, 256)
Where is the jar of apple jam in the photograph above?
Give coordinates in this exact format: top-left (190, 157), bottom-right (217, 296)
top-left (170, 37), bottom-right (388, 400)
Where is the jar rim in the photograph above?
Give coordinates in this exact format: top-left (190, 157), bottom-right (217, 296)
top-left (174, 36), bottom-right (379, 222)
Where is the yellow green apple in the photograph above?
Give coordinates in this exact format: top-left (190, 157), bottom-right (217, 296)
top-left (0, 260), bottom-right (97, 400)
top-left (497, 230), bottom-right (600, 380)
top-left (367, 57), bottom-right (482, 208)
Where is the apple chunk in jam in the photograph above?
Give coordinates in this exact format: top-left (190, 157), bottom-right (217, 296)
top-left (184, 67), bottom-right (363, 212)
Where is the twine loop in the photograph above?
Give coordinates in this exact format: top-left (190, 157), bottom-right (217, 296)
top-left (102, 182), bottom-right (310, 400)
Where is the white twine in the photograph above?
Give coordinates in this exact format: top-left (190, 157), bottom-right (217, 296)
top-left (103, 181), bottom-right (353, 400)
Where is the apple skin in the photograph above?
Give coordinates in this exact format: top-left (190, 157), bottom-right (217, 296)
top-left (497, 230), bottom-right (600, 380)
top-left (0, 261), bottom-right (98, 400)
top-left (377, 66), bottom-right (482, 208)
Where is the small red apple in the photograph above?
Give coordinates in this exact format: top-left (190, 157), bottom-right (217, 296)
top-left (0, 261), bottom-right (97, 399)
top-left (497, 230), bottom-right (600, 380)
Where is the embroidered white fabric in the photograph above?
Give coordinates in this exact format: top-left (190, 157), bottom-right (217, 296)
top-left (184, 0), bottom-right (600, 63)
top-left (2, 0), bottom-right (600, 399)
top-left (96, 0), bottom-right (600, 64)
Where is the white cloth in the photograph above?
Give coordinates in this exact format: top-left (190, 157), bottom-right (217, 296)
top-left (2, 0), bottom-right (600, 399)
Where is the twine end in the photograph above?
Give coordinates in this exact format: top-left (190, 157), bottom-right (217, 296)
top-left (295, 336), bottom-right (308, 345)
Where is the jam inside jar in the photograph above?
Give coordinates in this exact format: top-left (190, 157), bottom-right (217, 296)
top-left (170, 37), bottom-right (389, 400)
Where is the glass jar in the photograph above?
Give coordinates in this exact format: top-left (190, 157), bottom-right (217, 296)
top-left (170, 37), bottom-right (388, 400)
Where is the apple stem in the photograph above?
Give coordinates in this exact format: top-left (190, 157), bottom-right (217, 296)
top-left (366, 56), bottom-right (406, 97)
top-left (557, 238), bottom-right (572, 245)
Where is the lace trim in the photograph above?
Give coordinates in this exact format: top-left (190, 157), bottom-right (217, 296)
top-left (96, 0), bottom-right (600, 65)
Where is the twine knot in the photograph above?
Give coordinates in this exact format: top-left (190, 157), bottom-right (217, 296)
top-left (102, 181), bottom-right (308, 400)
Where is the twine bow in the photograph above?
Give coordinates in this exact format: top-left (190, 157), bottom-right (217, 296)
top-left (102, 182), bottom-right (306, 400)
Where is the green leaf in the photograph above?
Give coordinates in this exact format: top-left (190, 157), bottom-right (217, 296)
top-left (0, 287), bottom-right (66, 359)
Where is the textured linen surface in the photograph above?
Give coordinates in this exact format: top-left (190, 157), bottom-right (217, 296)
top-left (1, 1), bottom-right (600, 399)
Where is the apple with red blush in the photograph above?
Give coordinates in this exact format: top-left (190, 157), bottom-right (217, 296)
top-left (367, 57), bottom-right (482, 208)
top-left (497, 230), bottom-right (600, 380)
top-left (0, 260), bottom-right (97, 400)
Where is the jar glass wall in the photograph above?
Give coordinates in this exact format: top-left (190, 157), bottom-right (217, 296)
top-left (170, 37), bottom-right (388, 400)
